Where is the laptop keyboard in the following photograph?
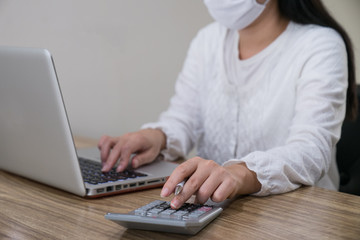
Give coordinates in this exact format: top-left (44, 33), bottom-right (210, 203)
top-left (79, 158), bottom-right (147, 185)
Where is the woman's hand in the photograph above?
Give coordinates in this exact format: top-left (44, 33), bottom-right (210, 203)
top-left (98, 129), bottom-right (166, 172)
top-left (160, 157), bottom-right (261, 209)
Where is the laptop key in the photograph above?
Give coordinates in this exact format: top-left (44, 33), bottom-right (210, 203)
top-left (79, 158), bottom-right (148, 185)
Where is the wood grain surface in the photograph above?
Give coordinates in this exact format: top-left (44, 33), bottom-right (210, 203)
top-left (1, 138), bottom-right (359, 239)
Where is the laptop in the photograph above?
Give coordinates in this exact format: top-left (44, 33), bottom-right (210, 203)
top-left (0, 46), bottom-right (177, 198)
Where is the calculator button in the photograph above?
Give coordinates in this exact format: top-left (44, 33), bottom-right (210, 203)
top-left (105, 200), bottom-right (223, 235)
top-left (172, 211), bottom-right (189, 219)
top-left (146, 208), bottom-right (164, 217)
top-left (134, 200), bottom-right (217, 221)
top-left (134, 209), bottom-right (146, 216)
top-left (159, 209), bottom-right (177, 216)
top-left (189, 210), bottom-right (205, 216)
top-left (183, 211), bottom-right (205, 220)
top-left (144, 200), bottom-right (165, 209)
top-left (159, 209), bottom-right (176, 218)
top-left (148, 208), bottom-right (164, 213)
top-left (198, 206), bottom-right (213, 212)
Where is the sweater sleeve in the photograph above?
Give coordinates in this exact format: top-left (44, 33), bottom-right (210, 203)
top-left (223, 28), bottom-right (348, 196)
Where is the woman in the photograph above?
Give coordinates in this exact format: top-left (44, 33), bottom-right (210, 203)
top-left (99, 0), bottom-right (357, 209)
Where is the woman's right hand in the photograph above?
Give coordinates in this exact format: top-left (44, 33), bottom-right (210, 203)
top-left (98, 129), bottom-right (166, 172)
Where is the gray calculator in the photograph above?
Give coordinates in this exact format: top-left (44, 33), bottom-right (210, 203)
top-left (105, 200), bottom-right (223, 235)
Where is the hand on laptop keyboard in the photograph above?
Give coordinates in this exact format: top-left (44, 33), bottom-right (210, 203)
top-left (79, 158), bottom-right (147, 185)
top-left (98, 129), bottom-right (166, 172)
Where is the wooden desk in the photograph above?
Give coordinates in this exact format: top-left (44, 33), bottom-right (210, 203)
top-left (1, 138), bottom-right (359, 239)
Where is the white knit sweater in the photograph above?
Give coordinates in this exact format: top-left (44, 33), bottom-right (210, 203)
top-left (143, 21), bottom-right (347, 196)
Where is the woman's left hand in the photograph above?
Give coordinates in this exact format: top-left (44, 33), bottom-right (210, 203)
top-left (160, 157), bottom-right (261, 209)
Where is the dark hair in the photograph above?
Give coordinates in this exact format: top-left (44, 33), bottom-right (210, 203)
top-left (278, 0), bottom-right (357, 121)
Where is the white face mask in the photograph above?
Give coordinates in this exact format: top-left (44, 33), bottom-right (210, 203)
top-left (204, 0), bottom-right (269, 30)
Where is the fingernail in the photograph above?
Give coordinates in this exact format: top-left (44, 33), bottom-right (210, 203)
top-left (132, 158), bottom-right (138, 168)
top-left (160, 187), bottom-right (169, 198)
top-left (171, 199), bottom-right (181, 209)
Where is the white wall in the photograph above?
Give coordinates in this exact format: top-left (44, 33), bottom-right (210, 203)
top-left (0, 0), bottom-right (212, 139)
top-left (0, 0), bottom-right (358, 140)
top-left (323, 0), bottom-right (360, 84)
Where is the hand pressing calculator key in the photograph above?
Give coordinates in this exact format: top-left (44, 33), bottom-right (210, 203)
top-left (105, 200), bottom-right (223, 235)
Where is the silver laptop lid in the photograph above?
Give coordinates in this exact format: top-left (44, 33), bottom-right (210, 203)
top-left (0, 46), bottom-right (86, 196)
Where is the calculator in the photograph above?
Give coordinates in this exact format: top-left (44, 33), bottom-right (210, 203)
top-left (105, 200), bottom-right (223, 235)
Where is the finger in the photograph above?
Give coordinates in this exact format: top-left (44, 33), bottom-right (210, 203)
top-left (98, 136), bottom-right (115, 165)
top-left (170, 160), bottom-right (212, 209)
top-left (115, 143), bottom-right (134, 172)
top-left (101, 136), bottom-right (130, 172)
top-left (102, 150), bottom-right (121, 172)
top-left (170, 173), bottom-right (207, 209)
top-left (211, 178), bottom-right (237, 202)
top-left (131, 150), bottom-right (157, 169)
top-left (195, 173), bottom-right (222, 204)
top-left (109, 139), bottom-right (139, 172)
top-left (160, 158), bottom-right (199, 198)
top-left (97, 135), bottom-right (109, 149)
top-left (115, 133), bottom-right (151, 172)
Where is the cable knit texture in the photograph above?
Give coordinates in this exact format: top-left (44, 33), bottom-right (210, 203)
top-left (142, 21), bottom-right (347, 196)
